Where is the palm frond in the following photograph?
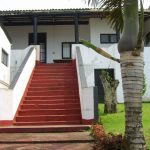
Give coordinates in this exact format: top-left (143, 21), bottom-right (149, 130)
top-left (88, 0), bottom-right (124, 32)
top-left (88, 0), bottom-right (100, 7)
top-left (107, 7), bottom-right (123, 32)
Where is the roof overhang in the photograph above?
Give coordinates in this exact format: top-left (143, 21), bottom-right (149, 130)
top-left (0, 9), bottom-right (149, 26)
top-left (0, 9), bottom-right (107, 26)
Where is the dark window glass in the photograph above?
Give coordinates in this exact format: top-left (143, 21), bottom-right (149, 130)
top-left (100, 34), bottom-right (118, 44)
top-left (145, 32), bottom-right (150, 46)
top-left (1, 49), bottom-right (8, 66)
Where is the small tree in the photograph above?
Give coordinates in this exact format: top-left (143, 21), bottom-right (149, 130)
top-left (100, 70), bottom-right (119, 113)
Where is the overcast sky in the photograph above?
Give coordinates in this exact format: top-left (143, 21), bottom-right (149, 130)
top-left (0, 0), bottom-right (149, 10)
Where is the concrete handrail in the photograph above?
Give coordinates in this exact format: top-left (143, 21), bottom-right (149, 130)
top-left (9, 47), bottom-right (34, 89)
top-left (76, 46), bottom-right (88, 88)
top-left (74, 45), bottom-right (98, 122)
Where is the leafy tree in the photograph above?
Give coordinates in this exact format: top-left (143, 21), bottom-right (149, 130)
top-left (83, 0), bottom-right (146, 149)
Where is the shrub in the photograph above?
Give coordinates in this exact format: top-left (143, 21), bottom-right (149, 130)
top-left (92, 124), bottom-right (127, 150)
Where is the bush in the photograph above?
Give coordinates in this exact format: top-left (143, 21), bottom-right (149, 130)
top-left (91, 124), bottom-right (127, 150)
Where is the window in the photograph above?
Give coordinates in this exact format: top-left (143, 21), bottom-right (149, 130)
top-left (62, 42), bottom-right (82, 59)
top-left (100, 34), bottom-right (118, 44)
top-left (62, 42), bottom-right (75, 59)
top-left (1, 49), bottom-right (8, 66)
top-left (145, 32), bottom-right (150, 46)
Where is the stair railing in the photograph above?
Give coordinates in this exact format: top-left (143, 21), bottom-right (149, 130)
top-left (73, 45), bottom-right (99, 123)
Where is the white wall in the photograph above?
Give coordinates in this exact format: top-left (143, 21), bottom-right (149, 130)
top-left (6, 26), bottom-right (32, 50)
top-left (143, 47), bottom-right (150, 101)
top-left (0, 48), bottom-right (36, 120)
top-left (12, 48), bottom-right (36, 117)
top-left (73, 44), bottom-right (150, 103)
top-left (89, 18), bottom-right (116, 48)
top-left (73, 47), bottom-right (94, 120)
top-left (0, 26), bottom-right (11, 88)
top-left (73, 44), bottom-right (119, 86)
top-left (6, 25), bottom-right (90, 63)
top-left (10, 46), bottom-right (33, 81)
top-left (0, 89), bottom-right (13, 120)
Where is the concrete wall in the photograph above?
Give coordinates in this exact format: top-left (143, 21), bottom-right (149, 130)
top-left (73, 47), bottom-right (94, 121)
top-left (0, 26), bottom-right (11, 88)
top-left (89, 18), bottom-right (117, 48)
top-left (143, 47), bottom-right (150, 101)
top-left (12, 48), bottom-right (36, 117)
top-left (72, 44), bottom-right (124, 103)
top-left (10, 46), bottom-right (34, 81)
top-left (10, 47), bottom-right (30, 81)
top-left (73, 44), bottom-right (150, 103)
top-left (0, 89), bottom-right (13, 120)
top-left (6, 25), bottom-right (90, 63)
top-left (0, 48), bottom-right (36, 120)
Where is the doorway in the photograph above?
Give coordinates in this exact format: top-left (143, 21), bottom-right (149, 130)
top-left (28, 33), bottom-right (47, 63)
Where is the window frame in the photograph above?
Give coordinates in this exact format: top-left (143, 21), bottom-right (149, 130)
top-left (100, 34), bottom-right (118, 44)
top-left (62, 42), bottom-right (75, 59)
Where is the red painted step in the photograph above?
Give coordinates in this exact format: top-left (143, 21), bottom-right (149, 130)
top-left (32, 76), bottom-right (75, 80)
top-left (18, 109), bottom-right (81, 116)
top-left (34, 69), bottom-right (75, 73)
top-left (33, 72), bottom-right (76, 77)
top-left (24, 95), bottom-right (79, 100)
top-left (27, 91), bottom-right (78, 96)
top-left (29, 83), bottom-right (77, 87)
top-left (28, 86), bottom-right (78, 91)
top-left (14, 62), bottom-right (82, 126)
top-left (20, 103), bottom-right (80, 109)
top-left (30, 80), bottom-right (77, 85)
top-left (35, 67), bottom-right (76, 71)
top-left (36, 64), bottom-right (73, 67)
top-left (16, 114), bottom-right (81, 122)
top-left (0, 125), bottom-right (90, 133)
top-left (23, 99), bottom-right (79, 104)
top-left (13, 121), bottom-right (81, 126)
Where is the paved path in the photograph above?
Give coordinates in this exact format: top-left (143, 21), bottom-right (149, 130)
top-left (0, 143), bottom-right (93, 150)
top-left (0, 132), bottom-right (94, 150)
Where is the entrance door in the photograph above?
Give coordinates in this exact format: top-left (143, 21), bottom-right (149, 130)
top-left (29, 33), bottom-right (47, 63)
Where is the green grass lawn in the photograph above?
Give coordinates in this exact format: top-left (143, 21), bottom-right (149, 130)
top-left (99, 103), bottom-right (150, 149)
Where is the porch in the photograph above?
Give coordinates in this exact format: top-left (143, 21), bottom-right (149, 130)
top-left (0, 9), bottom-right (106, 63)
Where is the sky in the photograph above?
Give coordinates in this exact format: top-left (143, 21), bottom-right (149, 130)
top-left (0, 0), bottom-right (149, 10)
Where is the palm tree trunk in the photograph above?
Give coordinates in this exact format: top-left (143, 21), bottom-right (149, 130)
top-left (120, 51), bottom-right (146, 150)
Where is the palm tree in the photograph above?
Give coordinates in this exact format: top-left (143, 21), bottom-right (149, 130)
top-left (86, 0), bottom-right (146, 149)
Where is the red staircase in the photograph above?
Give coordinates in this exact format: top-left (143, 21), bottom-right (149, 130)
top-left (13, 61), bottom-right (82, 126)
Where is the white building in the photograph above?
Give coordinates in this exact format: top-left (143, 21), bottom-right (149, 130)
top-left (0, 8), bottom-right (149, 126)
